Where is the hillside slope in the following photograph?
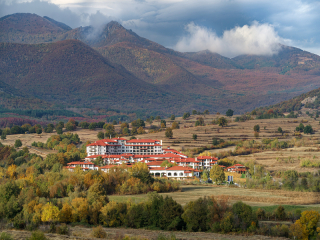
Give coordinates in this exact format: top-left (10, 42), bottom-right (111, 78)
top-left (0, 40), bottom-right (187, 112)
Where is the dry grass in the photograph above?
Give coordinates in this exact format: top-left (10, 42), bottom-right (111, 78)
top-left (215, 189), bottom-right (320, 205)
top-left (0, 225), bottom-right (290, 240)
top-left (108, 185), bottom-right (319, 207)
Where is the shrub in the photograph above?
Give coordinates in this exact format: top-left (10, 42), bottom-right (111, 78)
top-left (220, 211), bottom-right (234, 233)
top-left (27, 231), bottom-right (47, 240)
top-left (275, 205), bottom-right (286, 220)
top-left (271, 224), bottom-right (289, 237)
top-left (92, 225), bottom-right (107, 238)
top-left (14, 139), bottom-right (22, 148)
top-left (56, 224), bottom-right (69, 235)
top-left (253, 125), bottom-right (260, 132)
top-left (0, 233), bottom-right (14, 240)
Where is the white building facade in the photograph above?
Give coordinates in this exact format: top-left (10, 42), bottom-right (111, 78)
top-left (86, 138), bottom-right (163, 156)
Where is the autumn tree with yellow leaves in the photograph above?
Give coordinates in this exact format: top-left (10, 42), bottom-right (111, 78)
top-left (290, 210), bottom-right (320, 239)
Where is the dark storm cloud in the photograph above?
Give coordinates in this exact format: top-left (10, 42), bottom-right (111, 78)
top-left (1, 0), bottom-right (320, 56)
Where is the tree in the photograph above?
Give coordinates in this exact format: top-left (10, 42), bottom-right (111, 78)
top-left (161, 120), bottom-right (166, 127)
top-left (160, 160), bottom-right (174, 168)
top-left (10, 125), bottom-right (23, 134)
top-left (131, 119), bottom-right (145, 128)
top-left (226, 109), bottom-right (234, 117)
top-left (201, 170), bottom-right (209, 182)
top-left (36, 128), bottom-right (42, 135)
top-left (14, 139), bottom-right (22, 148)
top-left (41, 202), bottom-right (60, 222)
top-left (137, 127), bottom-right (145, 134)
top-left (192, 110), bottom-right (197, 115)
top-left (88, 122), bottom-right (97, 130)
top-left (217, 117), bottom-right (228, 127)
top-left (131, 127), bottom-right (138, 135)
top-left (66, 119), bottom-right (76, 131)
top-left (93, 156), bottom-right (104, 167)
top-left (172, 122), bottom-right (179, 129)
top-left (97, 132), bottom-right (104, 140)
top-left (104, 124), bottom-right (116, 138)
top-left (130, 162), bottom-right (153, 184)
top-left (165, 128), bottom-right (173, 138)
top-left (290, 210), bottom-right (320, 239)
top-left (253, 124), bottom-right (260, 132)
top-left (296, 123), bottom-right (304, 132)
top-left (210, 165), bottom-right (225, 184)
top-left (278, 127), bottom-right (283, 135)
top-left (1, 133), bottom-right (6, 140)
top-left (170, 115), bottom-right (175, 120)
top-left (204, 109), bottom-right (209, 115)
top-left (122, 127), bottom-right (130, 135)
top-left (112, 120), bottom-right (117, 125)
top-left (56, 128), bottom-right (63, 134)
top-left (192, 134), bottom-right (197, 140)
top-left (71, 198), bottom-right (89, 223)
top-left (6, 164), bottom-right (17, 179)
top-left (80, 122), bottom-right (89, 129)
top-left (120, 122), bottom-right (129, 130)
top-left (304, 125), bottom-right (313, 134)
top-left (59, 203), bottom-right (72, 223)
top-left (183, 112), bottom-right (190, 120)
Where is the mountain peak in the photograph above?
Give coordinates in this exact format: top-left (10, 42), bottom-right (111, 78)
top-left (0, 13), bottom-right (71, 44)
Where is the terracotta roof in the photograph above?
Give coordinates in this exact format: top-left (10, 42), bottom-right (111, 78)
top-left (100, 165), bottom-right (118, 169)
top-left (125, 144), bottom-right (162, 146)
top-left (111, 138), bottom-right (127, 140)
top-left (86, 154), bottom-right (109, 159)
top-left (166, 166), bottom-right (195, 171)
top-left (146, 161), bottom-right (164, 166)
top-left (68, 161), bottom-right (95, 165)
top-left (127, 139), bottom-right (160, 143)
top-left (233, 164), bottom-right (245, 167)
top-left (149, 167), bottom-right (166, 170)
top-left (197, 156), bottom-right (218, 160)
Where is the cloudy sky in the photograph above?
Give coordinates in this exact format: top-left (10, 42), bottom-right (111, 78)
top-left (1, 0), bottom-right (320, 57)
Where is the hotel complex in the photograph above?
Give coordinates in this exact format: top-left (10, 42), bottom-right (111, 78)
top-left (65, 137), bottom-right (247, 179)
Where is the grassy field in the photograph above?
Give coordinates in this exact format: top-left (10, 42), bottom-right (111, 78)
top-left (108, 185), bottom-right (320, 207)
top-left (0, 225), bottom-right (290, 240)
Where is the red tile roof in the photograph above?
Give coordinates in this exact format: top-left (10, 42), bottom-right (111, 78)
top-left (100, 165), bottom-right (118, 169)
top-left (197, 156), bottom-right (218, 160)
top-left (127, 139), bottom-right (160, 143)
top-left (68, 161), bottom-right (95, 165)
top-left (146, 161), bottom-right (164, 166)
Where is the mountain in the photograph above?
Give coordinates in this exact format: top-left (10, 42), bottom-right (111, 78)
top-left (0, 40), bottom-right (185, 111)
top-left (0, 13), bottom-right (71, 44)
top-left (1, 13), bottom-right (320, 117)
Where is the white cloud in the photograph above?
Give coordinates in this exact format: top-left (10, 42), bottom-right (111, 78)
top-left (174, 21), bottom-right (290, 58)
